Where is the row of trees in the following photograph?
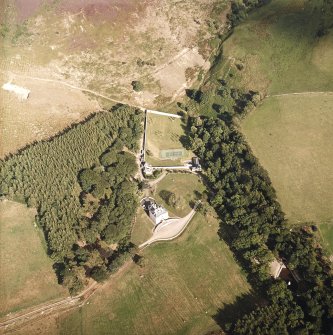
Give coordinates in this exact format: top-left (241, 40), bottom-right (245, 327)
top-left (0, 105), bottom-right (143, 293)
top-left (184, 75), bottom-right (333, 333)
top-left (228, 0), bottom-right (267, 26)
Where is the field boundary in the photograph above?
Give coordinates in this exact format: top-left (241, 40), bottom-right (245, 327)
top-left (267, 91), bottom-right (333, 98)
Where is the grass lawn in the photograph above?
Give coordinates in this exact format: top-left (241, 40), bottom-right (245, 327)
top-left (318, 221), bottom-right (333, 256)
top-left (0, 200), bottom-right (67, 316)
top-left (153, 173), bottom-right (205, 217)
top-left (21, 211), bottom-right (251, 335)
top-left (242, 95), bottom-right (333, 224)
top-left (146, 114), bottom-right (192, 165)
top-left (221, 0), bottom-right (333, 95)
top-left (131, 206), bottom-right (154, 246)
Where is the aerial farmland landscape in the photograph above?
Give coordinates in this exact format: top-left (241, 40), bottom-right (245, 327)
top-left (0, 0), bottom-right (332, 334)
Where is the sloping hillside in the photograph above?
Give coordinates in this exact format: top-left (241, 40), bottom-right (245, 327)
top-left (0, 0), bottom-right (229, 157)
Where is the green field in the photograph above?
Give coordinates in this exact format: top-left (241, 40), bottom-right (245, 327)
top-left (14, 171), bottom-right (251, 335)
top-left (218, 0), bottom-right (333, 247)
top-left (242, 94), bottom-right (333, 225)
top-left (154, 173), bottom-right (205, 217)
top-left (0, 200), bottom-right (67, 316)
top-left (20, 211), bottom-right (251, 335)
top-left (146, 114), bottom-right (192, 166)
top-left (221, 0), bottom-right (333, 95)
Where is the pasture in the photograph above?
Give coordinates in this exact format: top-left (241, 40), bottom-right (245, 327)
top-left (146, 114), bottom-right (192, 166)
top-left (221, 0), bottom-right (333, 95)
top-left (216, 0), bottom-right (333, 227)
top-left (17, 211), bottom-right (251, 335)
top-left (0, 200), bottom-right (67, 316)
top-left (242, 94), bottom-right (333, 224)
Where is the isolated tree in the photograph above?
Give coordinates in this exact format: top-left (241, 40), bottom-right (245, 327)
top-left (131, 80), bottom-right (144, 92)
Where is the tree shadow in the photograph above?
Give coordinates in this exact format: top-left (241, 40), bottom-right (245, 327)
top-left (213, 293), bottom-right (261, 331)
top-left (53, 262), bottom-right (65, 284)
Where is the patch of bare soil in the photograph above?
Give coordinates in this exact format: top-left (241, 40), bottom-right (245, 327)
top-left (153, 47), bottom-right (209, 97)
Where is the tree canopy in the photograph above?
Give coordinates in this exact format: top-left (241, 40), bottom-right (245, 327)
top-left (0, 105), bottom-right (143, 294)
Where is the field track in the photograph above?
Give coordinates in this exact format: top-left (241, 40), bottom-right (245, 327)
top-left (0, 282), bottom-right (99, 332)
top-left (1, 71), bottom-right (145, 109)
top-left (0, 260), bottom-right (131, 333)
top-left (268, 91), bottom-right (333, 98)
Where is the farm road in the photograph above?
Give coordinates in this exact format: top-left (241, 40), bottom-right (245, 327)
top-left (147, 171), bottom-right (168, 187)
top-left (0, 281), bottom-right (99, 331)
top-left (2, 71), bottom-right (145, 109)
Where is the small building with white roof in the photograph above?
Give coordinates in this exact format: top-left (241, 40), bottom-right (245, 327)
top-left (2, 82), bottom-right (30, 101)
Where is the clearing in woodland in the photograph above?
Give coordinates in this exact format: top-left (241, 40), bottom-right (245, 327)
top-left (14, 211), bottom-right (252, 335)
top-left (0, 200), bottom-right (67, 317)
top-left (318, 220), bottom-right (333, 256)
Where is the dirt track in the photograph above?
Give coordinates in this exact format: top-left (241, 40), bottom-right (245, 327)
top-left (0, 281), bottom-right (99, 333)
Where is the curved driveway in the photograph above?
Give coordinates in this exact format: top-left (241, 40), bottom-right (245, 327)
top-left (139, 205), bottom-right (198, 248)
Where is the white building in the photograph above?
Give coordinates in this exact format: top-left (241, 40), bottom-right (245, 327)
top-left (143, 162), bottom-right (153, 176)
top-left (148, 202), bottom-right (168, 225)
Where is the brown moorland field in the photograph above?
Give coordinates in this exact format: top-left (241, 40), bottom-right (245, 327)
top-left (1, 0), bottom-right (229, 156)
top-left (0, 76), bottom-right (100, 157)
top-left (0, 200), bottom-right (67, 317)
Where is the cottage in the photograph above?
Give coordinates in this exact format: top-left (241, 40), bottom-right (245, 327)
top-left (143, 162), bottom-right (153, 176)
top-left (269, 259), bottom-right (286, 279)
